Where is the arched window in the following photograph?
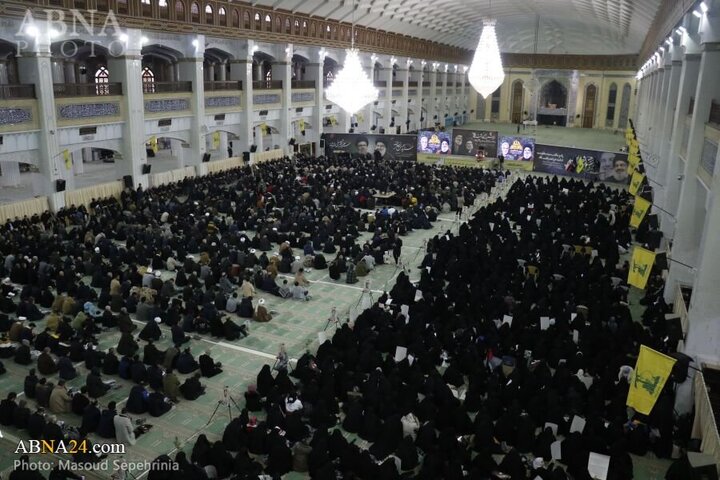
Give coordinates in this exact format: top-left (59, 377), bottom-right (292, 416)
top-left (310, 21), bottom-right (316, 37)
top-left (243, 11), bottom-right (251, 29)
top-left (96, 0), bottom-right (108, 11)
top-left (141, 0), bottom-right (152, 17)
top-left (158, 0), bottom-right (169, 19)
top-left (285, 18), bottom-right (291, 34)
top-left (302, 20), bottom-right (307, 35)
top-left (142, 66), bottom-right (156, 93)
top-left (117, 0), bottom-right (128, 14)
top-left (205, 4), bottom-right (213, 24)
top-left (294, 19), bottom-right (300, 32)
top-left (618, 83), bottom-right (632, 129)
top-left (511, 80), bottom-right (524, 124)
top-left (95, 66), bottom-right (110, 95)
top-left (265, 14), bottom-right (271, 30)
top-left (218, 7), bottom-right (226, 25)
top-left (265, 69), bottom-right (272, 85)
top-left (175, 0), bottom-right (185, 20)
top-left (255, 12), bottom-right (262, 30)
top-left (190, 2), bottom-right (200, 22)
top-left (606, 82), bottom-right (618, 127)
top-left (582, 84), bottom-right (597, 128)
top-left (232, 9), bottom-right (239, 27)
top-left (275, 16), bottom-right (281, 32)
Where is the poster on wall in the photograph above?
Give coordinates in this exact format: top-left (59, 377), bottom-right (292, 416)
top-left (533, 144), bottom-right (630, 184)
top-left (498, 136), bottom-right (536, 162)
top-left (451, 129), bottom-right (498, 158)
top-left (417, 130), bottom-right (452, 155)
top-left (321, 133), bottom-right (417, 161)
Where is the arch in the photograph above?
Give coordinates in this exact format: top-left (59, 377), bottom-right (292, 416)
top-left (158, 0), bottom-right (169, 19)
top-left (310, 21), bottom-right (316, 37)
top-left (218, 6), bottom-right (226, 25)
top-left (231, 9), bottom-right (239, 27)
top-left (255, 12), bottom-right (262, 30)
top-left (175, 0), bottom-right (185, 21)
top-left (605, 82), bottom-right (618, 128)
top-left (141, 66), bottom-right (156, 93)
top-left (582, 83), bottom-right (597, 128)
top-left (540, 80), bottom-right (568, 108)
top-left (510, 80), bottom-right (524, 124)
top-left (265, 13), bottom-right (272, 31)
top-left (94, 66), bottom-right (110, 95)
top-left (204, 4), bottom-right (213, 24)
top-left (141, 0), bottom-right (152, 17)
top-left (190, 2), bottom-right (200, 22)
top-left (618, 83), bottom-right (632, 129)
top-left (116, 0), bottom-right (128, 15)
top-left (285, 18), bottom-right (291, 34)
top-left (243, 11), bottom-right (251, 29)
top-left (275, 16), bottom-right (281, 32)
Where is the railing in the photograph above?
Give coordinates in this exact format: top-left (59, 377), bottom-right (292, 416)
top-left (53, 83), bottom-right (122, 97)
top-left (374, 80), bottom-right (387, 87)
top-left (709, 99), bottom-right (720, 126)
top-left (0, 84), bottom-right (36, 99)
top-left (422, 81), bottom-right (431, 87)
top-left (291, 80), bottom-right (315, 89)
top-left (408, 81), bottom-right (418, 87)
top-left (144, 81), bottom-right (193, 94)
top-left (692, 370), bottom-right (720, 475)
top-left (392, 81), bottom-right (404, 87)
top-left (204, 81), bottom-right (242, 91)
top-left (252, 80), bottom-right (283, 90)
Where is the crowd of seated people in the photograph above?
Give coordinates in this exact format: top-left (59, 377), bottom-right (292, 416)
top-left (0, 154), bottom-right (510, 477)
top-left (159, 174), bottom-right (689, 480)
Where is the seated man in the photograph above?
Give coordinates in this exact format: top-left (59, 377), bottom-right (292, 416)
top-left (37, 348), bottom-right (58, 376)
top-left (49, 380), bottom-right (72, 414)
top-left (254, 299), bottom-right (272, 323)
top-left (57, 354), bottom-right (77, 380)
top-left (14, 339), bottom-right (32, 365)
top-left (86, 368), bottom-right (111, 399)
top-left (179, 373), bottom-right (206, 400)
top-left (147, 389), bottom-right (172, 417)
top-left (71, 386), bottom-right (90, 416)
top-left (175, 348), bottom-right (199, 374)
top-left (199, 350), bottom-right (222, 378)
top-left (126, 384), bottom-right (149, 415)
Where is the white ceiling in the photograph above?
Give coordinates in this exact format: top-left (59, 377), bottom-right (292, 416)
top-left (253, 0), bottom-right (663, 55)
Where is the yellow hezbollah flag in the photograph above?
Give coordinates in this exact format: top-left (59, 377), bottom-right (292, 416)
top-left (630, 196), bottom-right (651, 228)
top-left (628, 246), bottom-right (656, 289)
top-left (629, 171), bottom-right (645, 196)
top-left (149, 136), bottom-right (158, 154)
top-left (627, 345), bottom-right (676, 414)
top-left (63, 149), bottom-right (72, 170)
top-left (298, 119), bottom-right (305, 131)
top-left (212, 131), bottom-right (220, 150)
top-left (628, 153), bottom-right (640, 167)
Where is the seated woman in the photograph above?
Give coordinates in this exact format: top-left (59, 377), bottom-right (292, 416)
top-left (147, 389), bottom-right (172, 417)
top-left (179, 373), bottom-right (205, 400)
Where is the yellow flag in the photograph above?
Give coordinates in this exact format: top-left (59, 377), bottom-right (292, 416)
top-left (630, 196), bottom-right (651, 228)
top-left (629, 171), bottom-right (645, 196)
top-left (628, 154), bottom-right (640, 167)
top-left (628, 246), bottom-right (656, 289)
top-left (298, 119), bottom-right (305, 131)
top-left (63, 149), bottom-right (71, 170)
top-left (149, 136), bottom-right (158, 154)
top-left (356, 112), bottom-right (364, 124)
top-left (627, 345), bottom-right (676, 414)
top-left (212, 131), bottom-right (220, 150)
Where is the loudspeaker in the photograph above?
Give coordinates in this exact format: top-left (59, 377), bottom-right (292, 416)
top-left (55, 179), bottom-right (66, 192)
top-left (250, 145), bottom-right (257, 153)
top-left (202, 153), bottom-right (211, 163)
top-left (242, 151), bottom-right (250, 162)
top-left (141, 164), bottom-right (152, 174)
top-left (289, 138), bottom-right (296, 146)
top-left (319, 139), bottom-right (325, 150)
top-left (123, 175), bottom-right (133, 189)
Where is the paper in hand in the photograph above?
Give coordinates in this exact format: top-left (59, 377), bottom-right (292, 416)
top-left (570, 415), bottom-right (586, 434)
top-left (544, 422), bottom-right (558, 436)
top-left (394, 346), bottom-right (408, 362)
top-left (502, 315), bottom-right (513, 327)
top-left (540, 316), bottom-right (551, 331)
top-left (551, 440), bottom-right (562, 460)
top-left (587, 452), bottom-right (610, 480)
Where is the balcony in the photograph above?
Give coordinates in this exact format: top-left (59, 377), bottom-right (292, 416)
top-left (54, 83), bottom-right (122, 97)
top-left (291, 80), bottom-right (315, 89)
top-left (252, 80), bottom-right (283, 90)
top-left (408, 81), bottom-right (418, 87)
top-left (204, 81), bottom-right (242, 91)
top-left (0, 84), bottom-right (36, 99)
top-left (392, 81), bottom-right (404, 87)
top-left (422, 81), bottom-right (431, 87)
top-left (374, 80), bottom-right (387, 88)
top-left (144, 81), bottom-right (193, 94)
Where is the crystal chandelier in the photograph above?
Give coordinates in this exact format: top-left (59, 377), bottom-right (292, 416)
top-left (468, 18), bottom-right (505, 98)
top-left (325, 0), bottom-right (378, 115)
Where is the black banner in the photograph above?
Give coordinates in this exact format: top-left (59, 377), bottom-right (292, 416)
top-left (533, 144), bottom-right (630, 184)
top-left (451, 129), bottom-right (498, 158)
top-left (322, 133), bottom-right (417, 161)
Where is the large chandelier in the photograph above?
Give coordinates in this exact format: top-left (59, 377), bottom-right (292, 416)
top-left (325, 0), bottom-right (378, 115)
top-left (326, 48), bottom-right (379, 115)
top-left (468, 18), bottom-right (505, 98)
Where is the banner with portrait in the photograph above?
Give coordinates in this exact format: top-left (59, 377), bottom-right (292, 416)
top-left (321, 133), bottom-right (417, 161)
top-left (417, 130), bottom-right (452, 155)
top-left (450, 129), bottom-right (498, 158)
top-left (532, 144), bottom-right (630, 184)
top-left (498, 136), bottom-right (535, 162)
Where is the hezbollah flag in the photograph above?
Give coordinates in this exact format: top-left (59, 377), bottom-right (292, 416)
top-left (212, 131), bottom-right (220, 150)
top-left (627, 345), bottom-right (676, 414)
top-left (298, 119), bottom-right (305, 132)
top-left (149, 136), bottom-right (158, 154)
top-left (630, 196), bottom-right (651, 228)
top-left (63, 149), bottom-right (72, 170)
top-left (629, 171), bottom-right (646, 196)
top-left (628, 246), bottom-right (656, 289)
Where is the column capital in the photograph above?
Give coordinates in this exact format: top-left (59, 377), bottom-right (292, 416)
top-left (177, 57), bottom-right (204, 63)
top-left (684, 53), bottom-right (702, 60)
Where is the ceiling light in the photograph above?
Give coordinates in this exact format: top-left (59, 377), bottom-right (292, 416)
top-left (468, 18), bottom-right (505, 98)
top-left (693, 9), bottom-right (702, 17)
top-left (700, 1), bottom-right (708, 13)
top-left (658, 46), bottom-right (664, 53)
top-left (665, 37), bottom-right (672, 45)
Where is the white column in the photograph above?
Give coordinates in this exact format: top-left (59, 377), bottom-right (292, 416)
top-left (414, 65), bottom-right (424, 130)
top-left (170, 139), bottom-right (185, 169)
top-left (16, 34), bottom-right (65, 210)
top-left (430, 66), bottom-right (438, 126)
top-left (217, 132), bottom-right (228, 159)
top-left (107, 29), bottom-right (148, 188)
top-left (50, 58), bottom-right (64, 84)
top-left (177, 35), bottom-right (207, 169)
top-left (0, 60), bottom-right (9, 84)
top-left (362, 55), bottom-right (375, 133)
top-left (460, 68), bottom-right (468, 122)
top-left (441, 66), bottom-right (449, 124)
top-left (306, 50), bottom-right (324, 153)
top-left (664, 20), bottom-right (720, 299)
top-left (218, 61), bottom-right (227, 81)
top-left (72, 150), bottom-right (85, 175)
top-left (272, 43), bottom-right (292, 155)
top-left (64, 61), bottom-right (76, 84)
top-left (655, 42), bottom-right (683, 219)
top-left (382, 64), bottom-right (393, 133)
top-left (662, 38), bottom-right (701, 241)
top-left (398, 61), bottom-right (409, 134)
top-left (229, 43), bottom-right (254, 154)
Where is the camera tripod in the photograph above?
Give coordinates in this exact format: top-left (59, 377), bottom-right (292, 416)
top-left (355, 280), bottom-right (375, 312)
top-left (205, 386), bottom-right (242, 426)
top-left (324, 306), bottom-right (340, 331)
